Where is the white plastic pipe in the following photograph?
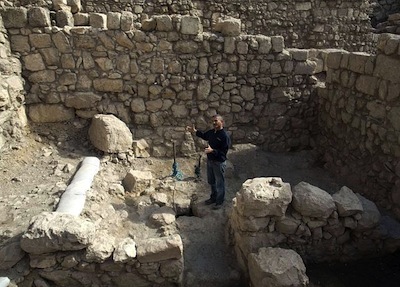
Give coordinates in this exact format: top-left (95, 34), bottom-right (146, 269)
top-left (0, 277), bottom-right (10, 287)
top-left (56, 157), bottom-right (100, 216)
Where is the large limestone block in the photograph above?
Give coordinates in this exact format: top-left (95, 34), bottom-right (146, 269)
top-left (28, 7), bottom-right (51, 27)
top-left (122, 169), bottom-right (153, 194)
top-left (88, 114), bottom-right (133, 153)
top-left (214, 18), bottom-right (241, 36)
top-left (292, 182), bottom-right (336, 218)
top-left (90, 13), bottom-right (107, 29)
top-left (374, 54), bottom-right (400, 84)
top-left (28, 104), bottom-right (75, 123)
top-left (1, 7), bottom-right (28, 28)
top-left (132, 139), bottom-right (150, 158)
top-left (149, 206), bottom-right (176, 227)
top-left (235, 177), bottom-right (292, 217)
top-left (84, 230), bottom-right (115, 263)
top-left (248, 247), bottom-right (309, 287)
top-left (65, 92), bottom-right (102, 109)
top-left (136, 234), bottom-right (183, 263)
top-left (53, 0), bottom-right (81, 13)
top-left (180, 16), bottom-right (202, 35)
top-left (20, 212), bottom-right (95, 254)
top-left (154, 15), bottom-right (173, 31)
top-left (332, 186), bottom-right (363, 217)
top-left (113, 238), bottom-right (137, 263)
top-left (355, 194), bottom-right (381, 230)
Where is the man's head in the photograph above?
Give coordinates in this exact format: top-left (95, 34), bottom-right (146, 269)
top-left (212, 114), bottom-right (224, 130)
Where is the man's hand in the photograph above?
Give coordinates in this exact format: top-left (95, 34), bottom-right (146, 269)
top-left (205, 145), bottom-right (213, 154)
top-left (186, 124), bottom-right (196, 133)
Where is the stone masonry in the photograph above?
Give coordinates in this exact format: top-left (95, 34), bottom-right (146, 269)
top-left (79, 0), bottom-right (375, 53)
top-left (2, 3), bottom-right (400, 218)
top-left (0, 12), bottom-right (27, 150)
top-left (317, 33), bottom-right (400, 218)
top-left (2, 6), bottom-right (323, 156)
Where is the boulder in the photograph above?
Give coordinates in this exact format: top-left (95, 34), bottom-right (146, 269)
top-left (88, 114), bottom-right (133, 153)
top-left (332, 186), bottom-right (363, 216)
top-left (235, 177), bottom-right (292, 217)
top-left (248, 247), bottom-right (309, 287)
top-left (292, 182), bottom-right (336, 218)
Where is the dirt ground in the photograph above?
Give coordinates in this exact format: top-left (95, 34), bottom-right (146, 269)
top-left (1, 122), bottom-right (400, 287)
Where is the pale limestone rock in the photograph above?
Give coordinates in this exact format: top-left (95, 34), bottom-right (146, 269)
top-left (136, 234), bottom-right (183, 263)
top-left (121, 11), bottom-right (134, 31)
top-left (248, 247), bottom-right (309, 287)
top-left (236, 177), bottom-right (292, 217)
top-left (288, 48), bottom-right (309, 61)
top-left (154, 15), bottom-right (173, 31)
top-left (292, 182), bottom-right (336, 219)
top-left (74, 13), bottom-right (89, 26)
top-left (1, 7), bottom-right (28, 28)
top-left (374, 54), bottom-right (400, 84)
top-left (180, 16), bottom-right (202, 35)
top-left (28, 104), bottom-right (75, 122)
top-left (132, 139), bottom-right (150, 158)
top-left (113, 238), bottom-right (137, 263)
top-left (224, 37), bottom-right (235, 54)
top-left (90, 13), bottom-right (107, 29)
top-left (275, 215), bottom-right (301, 235)
top-left (53, 31), bottom-right (73, 52)
top-left (271, 36), bottom-right (284, 52)
top-left (85, 230), bottom-right (115, 263)
top-left (56, 10), bottom-right (74, 27)
top-left (106, 12), bottom-right (121, 29)
top-left (294, 59), bottom-right (319, 75)
top-left (174, 40), bottom-right (198, 54)
top-left (123, 169), bottom-right (153, 194)
top-left (93, 78), bottom-right (123, 92)
top-left (28, 7), bottom-right (51, 27)
top-left (38, 48), bottom-right (59, 65)
top-left (230, 208), bottom-right (270, 232)
top-left (355, 194), bottom-right (381, 230)
top-left (214, 18), bottom-right (241, 36)
top-left (53, 0), bottom-right (69, 11)
top-left (20, 212), bottom-right (95, 254)
top-left (332, 186), bottom-right (363, 216)
top-left (88, 114), bottom-right (133, 153)
top-left (115, 31), bottom-right (134, 49)
top-left (149, 206), bottom-right (176, 227)
top-left (61, 54), bottom-right (75, 68)
top-left (68, 0), bottom-right (82, 13)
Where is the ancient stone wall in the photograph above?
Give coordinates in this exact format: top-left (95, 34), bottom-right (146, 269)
top-left (0, 13), bottom-right (27, 150)
top-left (80, 0), bottom-right (375, 52)
top-left (18, 212), bottom-right (184, 287)
top-left (2, 6), bottom-right (324, 155)
top-left (316, 33), bottom-right (400, 217)
top-left (229, 177), bottom-right (400, 280)
top-left (372, 0), bottom-right (400, 27)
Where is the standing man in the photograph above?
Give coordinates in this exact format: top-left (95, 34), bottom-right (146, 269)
top-left (186, 114), bottom-right (231, 209)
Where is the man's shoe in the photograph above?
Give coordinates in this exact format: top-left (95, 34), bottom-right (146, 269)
top-left (205, 199), bottom-right (215, 205)
top-left (213, 203), bottom-right (223, 210)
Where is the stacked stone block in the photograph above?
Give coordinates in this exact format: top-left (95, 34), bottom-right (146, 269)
top-left (2, 6), bottom-right (323, 155)
top-left (81, 0), bottom-right (375, 52)
top-left (0, 13), bottom-right (27, 150)
top-left (317, 33), bottom-right (400, 216)
top-left (229, 177), bottom-right (400, 278)
top-left (19, 212), bottom-right (183, 287)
